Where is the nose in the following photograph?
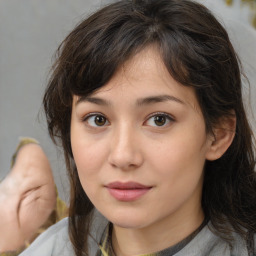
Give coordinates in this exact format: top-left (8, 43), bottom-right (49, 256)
top-left (108, 124), bottom-right (144, 170)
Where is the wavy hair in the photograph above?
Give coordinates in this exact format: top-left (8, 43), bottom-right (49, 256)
top-left (43, 0), bottom-right (256, 255)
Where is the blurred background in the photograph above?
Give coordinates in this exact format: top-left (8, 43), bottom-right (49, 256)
top-left (0, 0), bottom-right (255, 202)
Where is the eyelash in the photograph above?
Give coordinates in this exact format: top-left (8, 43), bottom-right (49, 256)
top-left (82, 112), bottom-right (175, 128)
top-left (144, 112), bottom-right (175, 127)
top-left (82, 112), bottom-right (109, 127)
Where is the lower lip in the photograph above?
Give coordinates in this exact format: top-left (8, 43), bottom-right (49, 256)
top-left (107, 188), bottom-right (151, 201)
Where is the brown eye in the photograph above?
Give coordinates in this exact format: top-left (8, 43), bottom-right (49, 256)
top-left (85, 114), bottom-right (109, 127)
top-left (154, 115), bottom-right (167, 126)
top-left (95, 115), bottom-right (107, 126)
top-left (145, 113), bottom-right (174, 127)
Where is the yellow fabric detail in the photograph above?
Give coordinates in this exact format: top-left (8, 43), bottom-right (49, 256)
top-left (10, 137), bottom-right (39, 168)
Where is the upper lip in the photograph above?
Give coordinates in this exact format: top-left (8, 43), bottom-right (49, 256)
top-left (106, 181), bottom-right (152, 189)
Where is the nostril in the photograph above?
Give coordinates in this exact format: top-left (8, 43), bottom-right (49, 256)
top-left (108, 147), bottom-right (143, 170)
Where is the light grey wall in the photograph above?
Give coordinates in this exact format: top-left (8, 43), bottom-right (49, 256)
top-left (0, 0), bottom-right (255, 202)
top-left (0, 0), bottom-right (109, 201)
top-left (201, 0), bottom-right (256, 132)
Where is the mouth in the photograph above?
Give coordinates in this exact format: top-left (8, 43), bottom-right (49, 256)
top-left (105, 182), bottom-right (152, 201)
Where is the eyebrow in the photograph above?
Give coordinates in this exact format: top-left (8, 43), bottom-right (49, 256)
top-left (76, 94), bottom-right (185, 106)
top-left (136, 95), bottom-right (185, 106)
top-left (76, 96), bottom-right (111, 106)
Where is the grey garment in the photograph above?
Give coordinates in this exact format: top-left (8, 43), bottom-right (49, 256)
top-left (19, 217), bottom-right (75, 256)
top-left (19, 212), bottom-right (108, 256)
top-left (19, 217), bottom-right (255, 256)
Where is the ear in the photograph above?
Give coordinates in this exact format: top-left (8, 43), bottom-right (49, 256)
top-left (206, 114), bottom-right (236, 161)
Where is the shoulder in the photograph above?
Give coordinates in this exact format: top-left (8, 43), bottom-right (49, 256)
top-left (176, 224), bottom-right (231, 256)
top-left (231, 231), bottom-right (256, 256)
top-left (19, 212), bottom-right (108, 256)
top-left (176, 223), bottom-right (255, 256)
top-left (19, 218), bottom-right (74, 256)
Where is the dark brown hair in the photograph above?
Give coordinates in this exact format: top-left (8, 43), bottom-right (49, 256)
top-left (43, 0), bottom-right (256, 255)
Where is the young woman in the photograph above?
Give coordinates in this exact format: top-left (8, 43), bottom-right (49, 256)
top-left (20, 0), bottom-right (256, 255)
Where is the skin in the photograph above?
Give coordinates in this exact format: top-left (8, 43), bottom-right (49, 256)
top-left (70, 46), bottom-right (232, 255)
top-left (0, 143), bottom-right (56, 252)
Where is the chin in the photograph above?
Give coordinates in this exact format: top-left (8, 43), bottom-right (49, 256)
top-left (112, 220), bottom-right (145, 229)
top-left (95, 203), bottom-right (154, 229)
top-left (106, 213), bottom-right (150, 229)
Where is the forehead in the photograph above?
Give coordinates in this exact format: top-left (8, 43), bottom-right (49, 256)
top-left (74, 46), bottom-right (201, 112)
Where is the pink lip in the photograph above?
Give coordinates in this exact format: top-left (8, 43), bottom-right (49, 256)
top-left (105, 182), bottom-right (152, 201)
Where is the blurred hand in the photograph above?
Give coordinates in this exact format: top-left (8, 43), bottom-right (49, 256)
top-left (0, 143), bottom-right (56, 252)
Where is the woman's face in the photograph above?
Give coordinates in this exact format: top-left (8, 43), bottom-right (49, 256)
top-left (70, 47), bottom-right (213, 232)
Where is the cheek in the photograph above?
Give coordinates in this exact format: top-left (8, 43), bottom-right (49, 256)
top-left (148, 135), bottom-right (206, 208)
top-left (72, 140), bottom-right (107, 176)
top-left (70, 125), bottom-right (109, 183)
top-left (71, 138), bottom-right (108, 200)
top-left (148, 125), bottom-right (207, 180)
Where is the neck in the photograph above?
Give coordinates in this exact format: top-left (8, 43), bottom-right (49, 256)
top-left (112, 207), bottom-right (204, 256)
